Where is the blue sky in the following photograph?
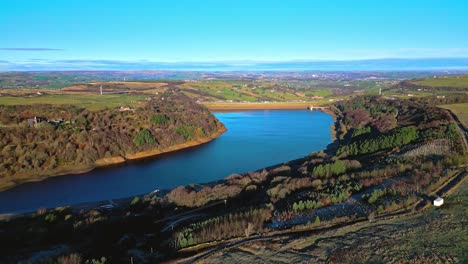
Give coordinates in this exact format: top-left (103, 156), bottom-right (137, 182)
top-left (1, 0), bottom-right (468, 70)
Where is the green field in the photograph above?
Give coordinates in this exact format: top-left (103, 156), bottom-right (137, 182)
top-left (178, 80), bottom-right (334, 102)
top-left (0, 94), bottom-right (146, 110)
top-left (440, 103), bottom-right (468, 128)
top-left (411, 75), bottom-right (468, 88)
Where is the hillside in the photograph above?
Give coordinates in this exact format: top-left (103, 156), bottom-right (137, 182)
top-left (411, 74), bottom-right (468, 88)
top-left (389, 74), bottom-right (468, 96)
top-left (0, 90), bottom-right (225, 191)
top-left (0, 71), bottom-right (402, 106)
top-left (199, 178), bottom-right (468, 263)
top-left (1, 95), bottom-right (467, 263)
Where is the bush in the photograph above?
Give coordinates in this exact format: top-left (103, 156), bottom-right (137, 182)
top-left (131, 196), bottom-right (140, 205)
top-left (85, 257), bottom-right (107, 264)
top-left (45, 213), bottom-right (57, 223)
top-left (133, 129), bottom-right (156, 147)
top-left (362, 188), bottom-right (398, 204)
top-left (151, 114), bottom-right (169, 124)
top-left (176, 125), bottom-right (195, 140)
top-left (56, 253), bottom-right (82, 264)
top-left (314, 216), bottom-right (320, 224)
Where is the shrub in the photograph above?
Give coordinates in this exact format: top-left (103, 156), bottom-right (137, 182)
top-left (131, 196), bottom-right (140, 205)
top-left (245, 222), bottom-right (254, 237)
top-left (151, 114), bottom-right (169, 124)
top-left (56, 253), bottom-right (82, 264)
top-left (133, 129), bottom-right (156, 147)
top-left (176, 125), bottom-right (195, 140)
top-left (314, 216), bottom-right (320, 224)
top-left (85, 257), bottom-right (107, 264)
top-left (45, 213), bottom-right (57, 223)
top-left (362, 188), bottom-right (398, 204)
top-left (245, 185), bottom-right (257, 191)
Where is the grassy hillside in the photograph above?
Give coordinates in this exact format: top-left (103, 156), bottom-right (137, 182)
top-left (411, 74), bottom-right (468, 88)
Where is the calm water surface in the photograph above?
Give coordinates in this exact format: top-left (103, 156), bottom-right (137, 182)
top-left (0, 110), bottom-right (333, 213)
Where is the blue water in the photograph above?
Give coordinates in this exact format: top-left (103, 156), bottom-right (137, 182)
top-left (0, 110), bottom-right (333, 213)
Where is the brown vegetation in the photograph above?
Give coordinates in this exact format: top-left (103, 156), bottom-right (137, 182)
top-left (0, 90), bottom-right (225, 191)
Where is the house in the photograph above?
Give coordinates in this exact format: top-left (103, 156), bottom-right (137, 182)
top-left (119, 106), bottom-right (135, 112)
top-left (27, 116), bottom-right (48, 128)
top-left (433, 197), bottom-right (444, 206)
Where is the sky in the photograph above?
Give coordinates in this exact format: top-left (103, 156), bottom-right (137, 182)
top-left (1, 0), bottom-right (468, 70)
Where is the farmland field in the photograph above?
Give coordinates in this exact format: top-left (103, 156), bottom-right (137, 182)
top-left (410, 75), bottom-right (468, 88)
top-left (0, 94), bottom-right (146, 110)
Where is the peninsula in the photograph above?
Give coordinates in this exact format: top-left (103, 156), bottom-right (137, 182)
top-left (0, 90), bottom-right (226, 191)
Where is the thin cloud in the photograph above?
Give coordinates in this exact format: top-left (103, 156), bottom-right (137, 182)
top-left (2, 58), bottom-right (468, 71)
top-left (0, 48), bottom-right (64, 51)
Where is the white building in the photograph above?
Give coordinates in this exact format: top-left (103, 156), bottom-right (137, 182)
top-left (433, 197), bottom-right (444, 207)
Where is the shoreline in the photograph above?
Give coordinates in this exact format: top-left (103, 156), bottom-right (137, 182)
top-left (0, 126), bottom-right (227, 193)
top-left (124, 126), bottom-right (227, 160)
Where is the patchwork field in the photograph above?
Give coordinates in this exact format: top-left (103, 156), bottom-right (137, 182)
top-left (0, 94), bottom-right (146, 111)
top-left (410, 75), bottom-right (468, 88)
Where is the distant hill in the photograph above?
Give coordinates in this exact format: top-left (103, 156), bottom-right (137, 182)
top-left (409, 74), bottom-right (468, 89)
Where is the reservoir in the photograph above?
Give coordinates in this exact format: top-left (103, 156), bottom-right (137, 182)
top-left (0, 110), bottom-right (333, 213)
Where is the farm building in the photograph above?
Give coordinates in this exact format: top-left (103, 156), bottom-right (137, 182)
top-left (433, 197), bottom-right (444, 206)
